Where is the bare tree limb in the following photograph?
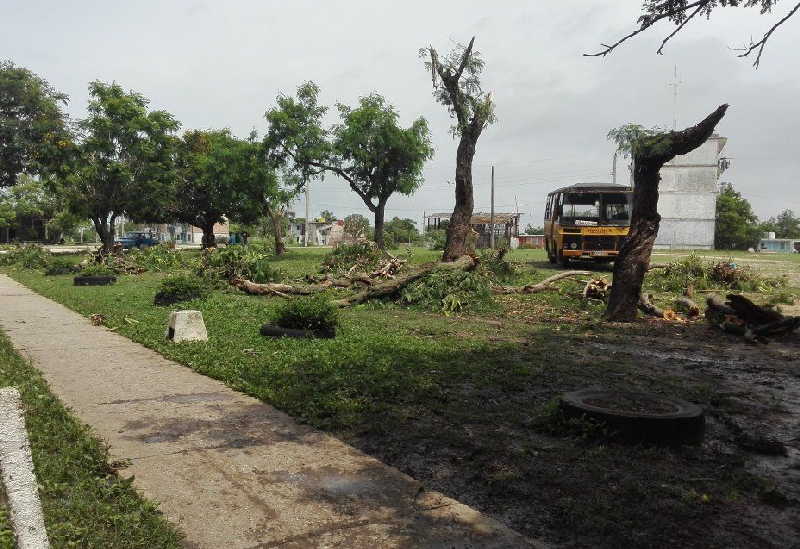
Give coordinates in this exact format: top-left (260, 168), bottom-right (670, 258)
top-left (493, 270), bottom-right (592, 294)
top-left (657, 2), bottom-right (706, 55)
top-left (585, 1), bottom-right (710, 57)
top-left (736, 1), bottom-right (800, 67)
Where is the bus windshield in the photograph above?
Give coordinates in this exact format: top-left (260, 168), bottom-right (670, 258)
top-left (560, 192), bottom-right (630, 226)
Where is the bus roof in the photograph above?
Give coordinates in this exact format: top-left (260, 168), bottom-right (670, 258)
top-left (547, 182), bottom-right (632, 195)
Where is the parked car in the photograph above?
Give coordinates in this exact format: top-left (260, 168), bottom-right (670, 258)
top-left (115, 232), bottom-right (159, 250)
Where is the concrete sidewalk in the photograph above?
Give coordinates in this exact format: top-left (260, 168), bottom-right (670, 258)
top-left (0, 275), bottom-right (540, 548)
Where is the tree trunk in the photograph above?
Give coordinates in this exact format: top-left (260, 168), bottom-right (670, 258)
top-left (201, 223), bottom-right (217, 249)
top-left (605, 104), bottom-right (729, 321)
top-left (91, 216), bottom-right (116, 254)
top-left (443, 136), bottom-right (477, 261)
top-left (266, 204), bottom-right (286, 255)
top-left (373, 199), bottom-right (387, 249)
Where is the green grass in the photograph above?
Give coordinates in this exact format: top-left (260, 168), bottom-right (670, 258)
top-left (0, 330), bottom-right (183, 548)
top-left (3, 246), bottom-right (797, 548)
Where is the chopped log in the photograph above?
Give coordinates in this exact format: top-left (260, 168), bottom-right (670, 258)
top-left (637, 293), bottom-right (665, 318)
top-left (333, 254), bottom-right (478, 307)
top-left (494, 270), bottom-right (592, 295)
top-left (675, 297), bottom-right (700, 318)
top-left (582, 278), bottom-right (610, 300)
top-left (726, 294), bottom-right (784, 326)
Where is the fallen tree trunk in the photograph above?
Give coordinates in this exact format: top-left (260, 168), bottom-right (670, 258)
top-left (230, 278), bottom-right (326, 296)
top-left (332, 254), bottom-right (478, 307)
top-left (493, 271), bottom-right (592, 295)
top-left (637, 293), bottom-right (665, 318)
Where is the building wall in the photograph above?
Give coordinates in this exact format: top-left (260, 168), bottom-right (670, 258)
top-left (654, 135), bottom-right (726, 250)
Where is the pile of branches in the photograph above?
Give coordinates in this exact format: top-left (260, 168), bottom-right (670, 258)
top-left (232, 254), bottom-right (476, 307)
top-left (88, 248), bottom-right (146, 274)
top-left (705, 294), bottom-right (800, 343)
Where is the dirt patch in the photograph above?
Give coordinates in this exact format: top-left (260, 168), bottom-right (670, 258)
top-left (343, 322), bottom-right (800, 548)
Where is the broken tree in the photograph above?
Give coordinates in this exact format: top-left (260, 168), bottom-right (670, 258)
top-left (420, 37), bottom-right (496, 261)
top-left (605, 104), bottom-right (729, 321)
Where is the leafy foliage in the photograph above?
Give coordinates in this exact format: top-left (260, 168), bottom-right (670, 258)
top-left (0, 61), bottom-right (72, 187)
top-left (607, 123), bottom-right (663, 158)
top-left (272, 294), bottom-right (339, 332)
top-left (647, 253), bottom-right (788, 293)
top-left (79, 263), bottom-right (116, 277)
top-left (0, 244), bottom-right (50, 268)
top-left (400, 268), bottom-right (493, 314)
top-left (320, 241), bottom-right (385, 276)
top-left (199, 244), bottom-right (281, 283)
top-left (715, 183), bottom-right (762, 249)
top-left (43, 256), bottom-right (77, 275)
top-left (342, 214), bottom-right (370, 241)
top-left (760, 209), bottom-right (800, 239)
top-left (172, 129), bottom-right (281, 248)
top-left (154, 274), bottom-right (209, 306)
top-left (126, 244), bottom-right (191, 272)
top-left (62, 81), bottom-right (180, 249)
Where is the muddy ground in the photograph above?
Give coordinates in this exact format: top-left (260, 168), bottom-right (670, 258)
top-left (346, 311), bottom-right (800, 548)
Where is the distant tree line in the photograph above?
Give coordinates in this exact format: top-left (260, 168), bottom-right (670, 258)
top-left (0, 61), bottom-right (435, 252)
top-left (716, 183), bottom-right (800, 249)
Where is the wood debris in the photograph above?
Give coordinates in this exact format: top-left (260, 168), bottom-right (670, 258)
top-left (705, 293), bottom-right (800, 342)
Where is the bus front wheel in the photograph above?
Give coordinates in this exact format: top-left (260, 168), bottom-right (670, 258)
top-left (557, 250), bottom-right (570, 268)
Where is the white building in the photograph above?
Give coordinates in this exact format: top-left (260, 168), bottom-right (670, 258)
top-left (653, 134), bottom-right (728, 249)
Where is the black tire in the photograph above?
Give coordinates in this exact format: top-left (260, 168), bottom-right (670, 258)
top-left (260, 324), bottom-right (336, 339)
top-left (546, 242), bottom-right (556, 264)
top-left (560, 389), bottom-right (705, 445)
top-left (74, 275), bottom-right (117, 286)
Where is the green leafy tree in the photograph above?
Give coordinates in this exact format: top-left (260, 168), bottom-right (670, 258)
top-left (588, 0), bottom-right (800, 67)
top-left (343, 213), bottom-right (370, 241)
top-left (385, 217), bottom-right (419, 246)
top-left (524, 224), bottom-right (544, 235)
top-left (760, 209), bottom-right (800, 239)
top-left (331, 95), bottom-right (432, 248)
top-left (63, 82), bottom-right (179, 252)
top-left (420, 37), bottom-right (496, 261)
top-left (0, 61), bottom-right (72, 187)
top-left (319, 209), bottom-right (337, 222)
top-left (266, 84), bottom-right (433, 249)
top-left (715, 183), bottom-right (762, 249)
top-left (171, 129), bottom-right (278, 249)
top-left (0, 174), bottom-right (77, 241)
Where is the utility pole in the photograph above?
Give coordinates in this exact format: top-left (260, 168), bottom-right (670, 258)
top-left (667, 65), bottom-right (682, 131)
top-left (304, 182), bottom-right (310, 247)
top-left (489, 165), bottom-right (495, 249)
top-left (612, 152), bottom-right (618, 185)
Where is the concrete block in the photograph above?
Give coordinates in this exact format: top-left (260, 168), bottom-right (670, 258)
top-left (0, 387), bottom-right (50, 549)
top-left (165, 310), bottom-right (208, 343)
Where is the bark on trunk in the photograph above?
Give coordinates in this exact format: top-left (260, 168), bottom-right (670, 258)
top-left (92, 216), bottom-right (116, 254)
top-left (373, 200), bottom-right (387, 250)
top-left (201, 223), bottom-right (216, 249)
top-left (443, 136), bottom-right (477, 261)
top-left (605, 104), bottom-right (729, 322)
top-left (266, 205), bottom-right (286, 255)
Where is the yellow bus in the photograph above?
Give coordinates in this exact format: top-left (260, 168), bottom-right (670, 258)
top-left (544, 183), bottom-right (632, 266)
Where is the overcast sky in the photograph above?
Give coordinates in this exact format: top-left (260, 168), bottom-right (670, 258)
top-left (3, 0), bottom-right (799, 228)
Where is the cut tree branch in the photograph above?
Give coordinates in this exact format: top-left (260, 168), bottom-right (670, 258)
top-left (493, 270), bottom-right (592, 294)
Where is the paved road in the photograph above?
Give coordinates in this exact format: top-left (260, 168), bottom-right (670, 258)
top-left (0, 275), bottom-right (541, 549)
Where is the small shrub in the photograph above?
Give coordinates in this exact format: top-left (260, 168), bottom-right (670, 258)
top-left (272, 294), bottom-right (339, 332)
top-left (154, 274), bottom-right (209, 306)
top-left (0, 245), bottom-right (50, 269)
top-left (79, 263), bottom-right (116, 277)
top-left (648, 253), bottom-right (787, 294)
top-left (426, 229), bottom-right (447, 250)
top-left (320, 241), bottom-right (384, 276)
top-left (44, 257), bottom-right (77, 275)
